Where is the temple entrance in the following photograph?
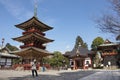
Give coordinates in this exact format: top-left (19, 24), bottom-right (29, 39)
top-left (75, 59), bottom-right (84, 69)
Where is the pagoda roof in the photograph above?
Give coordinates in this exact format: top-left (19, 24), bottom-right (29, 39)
top-left (65, 46), bottom-right (92, 58)
top-left (12, 47), bottom-right (51, 58)
top-left (15, 16), bottom-right (53, 32)
top-left (12, 33), bottom-right (54, 43)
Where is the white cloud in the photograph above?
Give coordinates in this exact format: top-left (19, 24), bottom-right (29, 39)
top-left (0, 0), bottom-right (57, 27)
top-left (66, 45), bottom-right (70, 49)
top-left (0, 0), bottom-right (33, 20)
top-left (65, 45), bottom-right (71, 51)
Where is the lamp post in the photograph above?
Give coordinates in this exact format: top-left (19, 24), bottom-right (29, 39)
top-left (0, 38), bottom-right (4, 68)
top-left (2, 38), bottom-right (4, 48)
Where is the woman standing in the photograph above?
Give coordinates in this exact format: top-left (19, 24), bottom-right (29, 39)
top-left (31, 59), bottom-right (38, 77)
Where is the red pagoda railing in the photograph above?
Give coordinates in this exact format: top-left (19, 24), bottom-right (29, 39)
top-left (22, 29), bottom-right (45, 36)
top-left (20, 44), bottom-right (46, 49)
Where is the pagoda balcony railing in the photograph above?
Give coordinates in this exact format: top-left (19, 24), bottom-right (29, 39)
top-left (101, 52), bottom-right (117, 56)
top-left (20, 45), bottom-right (33, 49)
top-left (22, 29), bottom-right (45, 36)
top-left (20, 44), bottom-right (46, 49)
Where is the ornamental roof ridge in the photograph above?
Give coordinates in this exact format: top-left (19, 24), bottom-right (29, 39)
top-left (104, 39), bottom-right (111, 44)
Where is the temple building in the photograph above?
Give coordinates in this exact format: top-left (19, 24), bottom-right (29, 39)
top-left (12, 16), bottom-right (54, 66)
top-left (64, 44), bottom-right (93, 70)
top-left (97, 39), bottom-right (120, 68)
top-left (0, 46), bottom-right (19, 68)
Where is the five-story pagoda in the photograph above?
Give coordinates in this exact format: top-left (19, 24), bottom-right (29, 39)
top-left (13, 16), bottom-right (54, 63)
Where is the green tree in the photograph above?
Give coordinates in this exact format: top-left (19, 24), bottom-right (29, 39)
top-left (91, 37), bottom-right (104, 51)
top-left (49, 51), bottom-right (69, 69)
top-left (42, 57), bottom-right (50, 64)
top-left (6, 43), bottom-right (19, 51)
top-left (74, 36), bottom-right (88, 49)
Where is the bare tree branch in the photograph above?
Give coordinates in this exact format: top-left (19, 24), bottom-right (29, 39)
top-left (96, 0), bottom-right (120, 40)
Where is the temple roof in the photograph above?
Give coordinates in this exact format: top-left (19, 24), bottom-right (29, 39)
top-left (12, 47), bottom-right (51, 58)
top-left (15, 16), bottom-right (53, 32)
top-left (99, 43), bottom-right (119, 47)
top-left (0, 46), bottom-right (11, 53)
top-left (98, 39), bottom-right (119, 47)
top-left (12, 33), bottom-right (54, 43)
top-left (0, 52), bottom-right (19, 58)
top-left (0, 46), bottom-right (19, 58)
top-left (65, 46), bottom-right (92, 58)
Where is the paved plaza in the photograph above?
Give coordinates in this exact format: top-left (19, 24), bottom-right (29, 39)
top-left (79, 70), bottom-right (120, 80)
top-left (0, 69), bottom-right (119, 80)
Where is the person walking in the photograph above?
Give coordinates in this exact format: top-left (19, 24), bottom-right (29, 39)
top-left (31, 59), bottom-right (38, 77)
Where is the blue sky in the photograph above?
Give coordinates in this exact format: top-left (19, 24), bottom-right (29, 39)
top-left (0, 0), bottom-right (116, 53)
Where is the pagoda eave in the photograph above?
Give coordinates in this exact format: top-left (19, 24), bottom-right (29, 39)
top-left (13, 47), bottom-right (51, 58)
top-left (15, 16), bottom-right (53, 32)
top-left (12, 33), bottom-right (54, 43)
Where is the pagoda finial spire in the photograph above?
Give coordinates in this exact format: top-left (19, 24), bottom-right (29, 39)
top-left (34, 0), bottom-right (38, 18)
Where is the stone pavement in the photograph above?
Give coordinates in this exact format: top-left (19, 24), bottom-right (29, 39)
top-left (0, 70), bottom-right (96, 80)
top-left (0, 70), bottom-right (119, 80)
top-left (79, 70), bottom-right (120, 80)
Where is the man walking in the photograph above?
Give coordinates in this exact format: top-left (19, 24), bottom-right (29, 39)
top-left (31, 59), bottom-right (38, 77)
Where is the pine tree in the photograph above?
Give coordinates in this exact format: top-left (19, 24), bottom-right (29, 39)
top-left (74, 36), bottom-right (88, 49)
top-left (6, 43), bottom-right (19, 51)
